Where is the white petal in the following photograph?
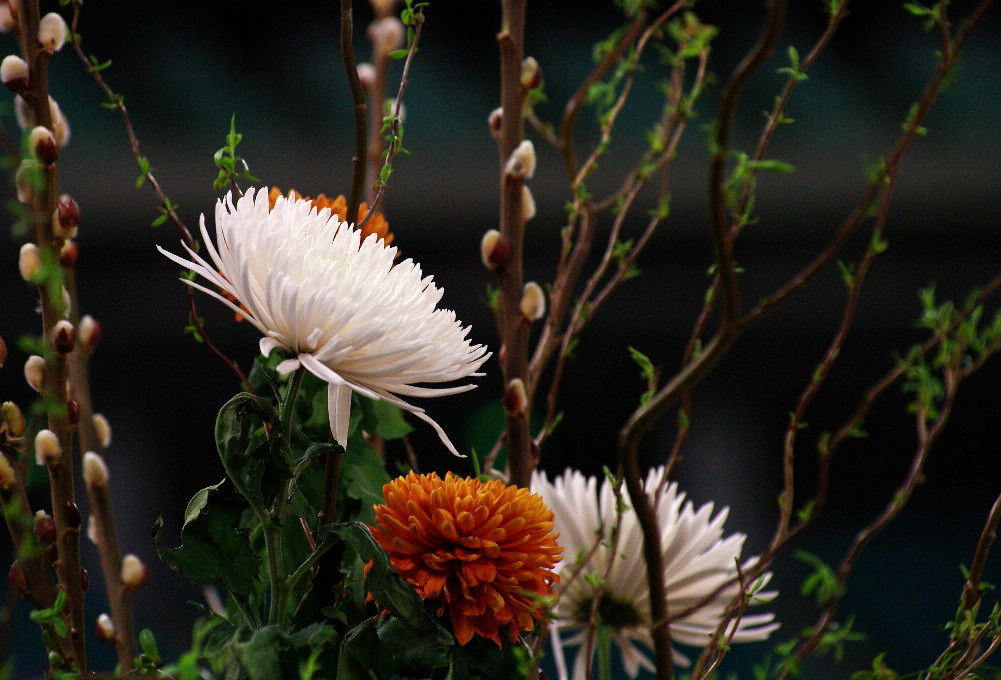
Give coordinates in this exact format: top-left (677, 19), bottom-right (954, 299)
top-left (328, 382), bottom-right (352, 448)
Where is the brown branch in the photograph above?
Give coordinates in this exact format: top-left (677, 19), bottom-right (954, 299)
top-left (558, 16), bottom-right (646, 182)
top-left (496, 0), bottom-right (533, 489)
top-left (19, 0), bottom-right (87, 668)
top-left (68, 4), bottom-right (251, 392)
top-left (340, 0), bottom-right (367, 226)
top-left (612, 4), bottom-right (790, 678)
top-left (778, 368), bottom-right (960, 678)
top-left (83, 462), bottom-right (137, 671)
top-left (360, 10), bottom-right (425, 227)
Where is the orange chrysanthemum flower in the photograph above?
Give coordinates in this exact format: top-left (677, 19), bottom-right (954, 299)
top-left (267, 187), bottom-right (393, 246)
top-left (372, 471), bottom-right (563, 647)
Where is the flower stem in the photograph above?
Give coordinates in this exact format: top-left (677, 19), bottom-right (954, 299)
top-left (266, 367), bottom-right (306, 626)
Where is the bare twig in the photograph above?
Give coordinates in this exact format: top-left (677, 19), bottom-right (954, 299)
top-left (68, 4), bottom-right (251, 392)
top-left (340, 0), bottom-right (367, 226)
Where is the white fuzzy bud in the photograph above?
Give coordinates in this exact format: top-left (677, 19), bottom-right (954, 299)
top-left (356, 62), bottom-right (376, 91)
top-left (24, 355), bottom-right (44, 392)
top-left (521, 56), bottom-right (541, 90)
top-left (53, 319), bottom-right (75, 355)
top-left (92, 413), bottom-right (111, 448)
top-left (14, 95), bottom-right (26, 129)
top-left (1, 55), bottom-right (27, 93)
top-left (521, 184), bottom-right (536, 221)
top-left (369, 0), bottom-right (398, 16)
top-left (53, 114), bottom-right (70, 148)
top-left (369, 17), bottom-right (404, 55)
top-left (79, 315), bottom-right (101, 352)
top-left (502, 378), bottom-right (528, 416)
top-left (38, 12), bottom-right (67, 54)
top-left (0, 453), bottom-right (15, 489)
top-left (87, 514), bottom-right (98, 545)
top-left (18, 96), bottom-right (68, 148)
top-left (53, 194), bottom-right (79, 239)
top-left (488, 108), bottom-right (503, 139)
top-left (19, 242), bottom-right (42, 282)
top-left (15, 160), bottom-right (39, 203)
top-left (504, 140), bottom-right (536, 179)
top-left (120, 554), bottom-right (148, 589)
top-left (519, 281), bottom-right (546, 321)
top-left (59, 239), bottom-right (77, 268)
top-left (0, 5), bottom-right (15, 33)
top-left (83, 451), bottom-right (108, 488)
top-left (60, 285), bottom-right (71, 317)
top-left (387, 98), bottom-right (405, 122)
top-left (29, 125), bottom-right (57, 164)
top-left (34, 429), bottom-right (61, 466)
top-left (96, 613), bottom-right (116, 644)
top-left (1, 402), bottom-right (25, 437)
top-left (480, 229), bottom-right (509, 271)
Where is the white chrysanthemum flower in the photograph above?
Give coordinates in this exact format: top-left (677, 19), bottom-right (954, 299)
top-left (532, 467), bottom-right (779, 680)
top-left (158, 188), bottom-right (490, 455)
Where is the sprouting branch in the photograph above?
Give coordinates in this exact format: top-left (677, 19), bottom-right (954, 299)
top-left (616, 2), bottom-right (789, 676)
top-left (359, 4), bottom-right (426, 227)
top-left (68, 3), bottom-right (252, 392)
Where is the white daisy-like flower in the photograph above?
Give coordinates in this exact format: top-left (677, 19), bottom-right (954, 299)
top-left (532, 467), bottom-right (779, 680)
top-left (157, 188), bottom-right (490, 455)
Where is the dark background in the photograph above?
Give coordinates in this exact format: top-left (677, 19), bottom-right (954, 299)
top-left (2, 1), bottom-right (1001, 677)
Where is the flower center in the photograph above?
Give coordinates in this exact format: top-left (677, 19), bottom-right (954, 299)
top-left (574, 591), bottom-right (642, 631)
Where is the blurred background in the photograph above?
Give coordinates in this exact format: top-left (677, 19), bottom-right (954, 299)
top-left (1, 1), bottom-right (1001, 677)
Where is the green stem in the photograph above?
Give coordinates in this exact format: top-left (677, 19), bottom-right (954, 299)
top-left (597, 624), bottom-right (613, 680)
top-left (286, 537), bottom-right (338, 594)
top-left (266, 368), bottom-right (306, 626)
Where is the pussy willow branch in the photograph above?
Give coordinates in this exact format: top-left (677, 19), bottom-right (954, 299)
top-left (0, 448), bottom-right (74, 664)
top-left (340, 0), bottom-right (367, 226)
top-left (82, 471), bottom-right (137, 671)
top-left (69, 3), bottom-right (251, 393)
top-left (615, 3), bottom-right (788, 677)
top-left (19, 0), bottom-right (87, 668)
top-left (61, 247), bottom-right (139, 670)
top-left (359, 9), bottom-right (425, 228)
top-left (497, 0), bottom-right (533, 489)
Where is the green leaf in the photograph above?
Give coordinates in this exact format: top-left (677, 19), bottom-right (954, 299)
top-left (233, 627), bottom-right (285, 680)
top-left (336, 617), bottom-right (394, 680)
top-left (215, 391), bottom-right (284, 506)
top-left (152, 480), bottom-right (260, 595)
top-left (359, 398), bottom-right (414, 440)
top-left (332, 522), bottom-right (451, 641)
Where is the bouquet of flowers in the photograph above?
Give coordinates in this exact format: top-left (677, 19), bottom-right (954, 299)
top-left (2, 0), bottom-right (1001, 678)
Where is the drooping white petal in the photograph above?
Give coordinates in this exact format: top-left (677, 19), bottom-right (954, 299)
top-left (158, 188), bottom-right (490, 454)
top-left (328, 381), bottom-right (352, 449)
